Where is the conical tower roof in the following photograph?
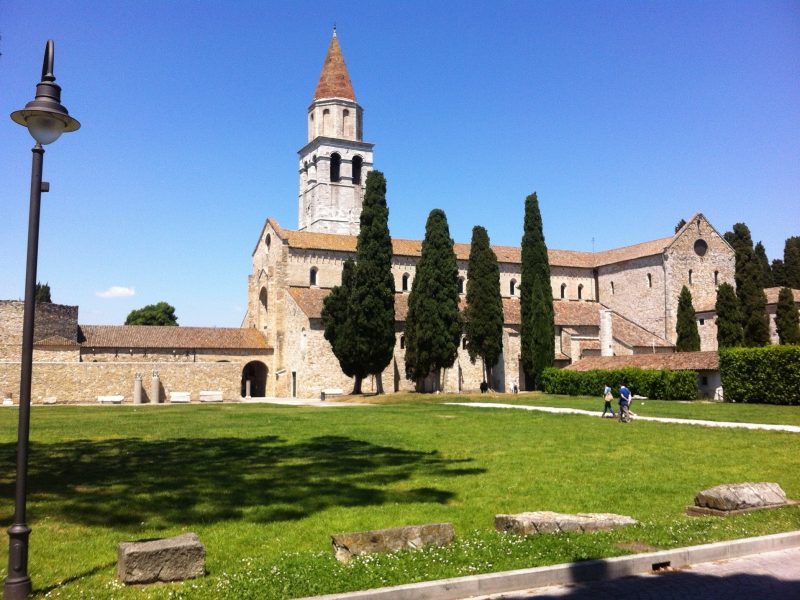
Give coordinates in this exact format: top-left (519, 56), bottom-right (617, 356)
top-left (313, 29), bottom-right (356, 101)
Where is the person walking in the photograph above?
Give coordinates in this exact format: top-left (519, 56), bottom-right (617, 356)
top-left (602, 384), bottom-right (616, 418)
top-left (618, 383), bottom-right (632, 422)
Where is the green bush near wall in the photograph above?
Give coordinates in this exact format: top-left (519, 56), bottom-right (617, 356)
top-left (542, 367), bottom-right (698, 400)
top-left (719, 346), bottom-right (800, 405)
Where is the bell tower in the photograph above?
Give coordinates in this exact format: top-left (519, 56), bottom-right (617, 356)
top-left (298, 29), bottom-right (374, 234)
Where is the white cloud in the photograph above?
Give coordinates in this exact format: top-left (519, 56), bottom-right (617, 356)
top-left (96, 286), bottom-right (135, 299)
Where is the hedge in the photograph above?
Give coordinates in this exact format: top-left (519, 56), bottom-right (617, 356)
top-left (541, 367), bottom-right (698, 400)
top-left (719, 345), bottom-right (800, 405)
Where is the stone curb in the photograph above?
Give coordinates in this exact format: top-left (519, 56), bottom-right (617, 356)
top-left (299, 530), bottom-right (800, 600)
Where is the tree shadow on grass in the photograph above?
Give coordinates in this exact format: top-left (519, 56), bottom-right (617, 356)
top-left (0, 436), bottom-right (484, 530)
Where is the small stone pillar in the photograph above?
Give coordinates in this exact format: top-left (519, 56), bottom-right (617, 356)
top-left (151, 370), bottom-right (160, 404)
top-left (133, 373), bottom-right (143, 405)
top-left (245, 379), bottom-right (251, 399)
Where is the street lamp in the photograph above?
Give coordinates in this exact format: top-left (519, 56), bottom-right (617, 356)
top-left (6, 40), bottom-right (79, 600)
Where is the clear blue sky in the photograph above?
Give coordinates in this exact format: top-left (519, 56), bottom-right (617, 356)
top-left (1, 1), bottom-right (798, 327)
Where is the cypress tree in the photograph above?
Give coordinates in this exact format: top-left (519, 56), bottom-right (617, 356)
top-left (784, 236), bottom-right (800, 289)
top-left (404, 209), bottom-right (461, 390)
top-left (349, 170), bottom-right (396, 393)
top-left (725, 223), bottom-right (770, 346)
top-left (675, 285), bottom-right (701, 351)
top-left (754, 242), bottom-right (773, 288)
top-left (464, 226), bottom-right (504, 386)
top-left (714, 282), bottom-right (744, 348)
top-left (520, 192), bottom-right (554, 390)
top-left (674, 219), bottom-right (686, 234)
top-left (772, 259), bottom-right (787, 287)
top-left (34, 281), bottom-right (52, 304)
top-left (321, 259), bottom-right (367, 392)
top-left (775, 287), bottom-right (800, 345)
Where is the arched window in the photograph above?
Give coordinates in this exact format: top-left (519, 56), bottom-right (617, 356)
top-left (400, 335), bottom-right (405, 349)
top-left (510, 279), bottom-right (517, 296)
top-left (322, 108), bottom-right (331, 136)
top-left (578, 284), bottom-right (583, 300)
top-left (462, 337), bottom-right (468, 349)
top-left (560, 283), bottom-right (566, 299)
top-left (647, 273), bottom-right (652, 288)
top-left (689, 269), bottom-right (693, 285)
top-left (610, 281), bottom-right (615, 295)
top-left (309, 267), bottom-right (318, 286)
top-left (342, 109), bottom-right (352, 137)
top-left (330, 153), bottom-right (341, 182)
top-left (714, 270), bottom-right (719, 285)
top-left (402, 273), bottom-right (410, 292)
top-left (265, 233), bottom-right (271, 249)
top-left (458, 277), bottom-right (465, 294)
top-left (352, 155), bottom-right (363, 184)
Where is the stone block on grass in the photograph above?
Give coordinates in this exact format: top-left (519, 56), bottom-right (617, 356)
top-left (495, 511), bottom-right (637, 536)
top-left (117, 533), bottom-right (205, 584)
top-left (331, 523), bottom-right (454, 562)
top-left (687, 482), bottom-right (797, 516)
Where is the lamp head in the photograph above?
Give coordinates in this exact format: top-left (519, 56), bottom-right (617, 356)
top-left (10, 40), bottom-right (80, 145)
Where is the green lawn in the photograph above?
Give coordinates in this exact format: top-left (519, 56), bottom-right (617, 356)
top-left (1, 401), bottom-right (798, 599)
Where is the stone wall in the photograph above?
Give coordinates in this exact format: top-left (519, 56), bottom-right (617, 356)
top-left (0, 301), bottom-right (79, 360)
top-left (663, 216), bottom-right (735, 345)
top-left (596, 254), bottom-right (665, 340)
top-left (0, 360), bottom-right (246, 404)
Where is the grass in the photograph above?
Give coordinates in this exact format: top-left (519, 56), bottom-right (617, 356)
top-left (0, 399), bottom-right (798, 598)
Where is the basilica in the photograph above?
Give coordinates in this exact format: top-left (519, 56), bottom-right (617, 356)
top-left (241, 31), bottom-right (737, 397)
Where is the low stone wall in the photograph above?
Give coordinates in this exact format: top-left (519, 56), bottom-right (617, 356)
top-left (0, 360), bottom-right (244, 404)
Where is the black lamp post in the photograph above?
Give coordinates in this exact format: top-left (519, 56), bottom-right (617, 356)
top-left (6, 40), bottom-right (80, 600)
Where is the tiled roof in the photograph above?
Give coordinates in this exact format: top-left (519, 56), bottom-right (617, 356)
top-left (313, 31), bottom-right (356, 101)
top-left (764, 287), bottom-right (800, 305)
top-left (553, 300), bottom-right (601, 326)
top-left (78, 325), bottom-right (268, 350)
top-left (564, 351), bottom-right (719, 372)
top-left (33, 335), bottom-right (80, 347)
top-left (271, 220), bottom-right (673, 268)
top-left (695, 286), bottom-right (800, 313)
top-left (612, 313), bottom-right (672, 348)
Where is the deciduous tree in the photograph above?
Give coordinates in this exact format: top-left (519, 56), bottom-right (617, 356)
top-left (125, 302), bottom-right (178, 326)
top-left (464, 226), bottom-right (503, 386)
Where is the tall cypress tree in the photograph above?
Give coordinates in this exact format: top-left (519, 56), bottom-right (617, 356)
top-left (34, 281), bottom-right (52, 304)
top-left (349, 170), bottom-right (396, 393)
top-left (772, 259), bottom-right (787, 287)
top-left (725, 223), bottom-right (770, 346)
top-left (675, 286), bottom-right (700, 351)
top-left (464, 226), bottom-right (504, 386)
top-left (322, 259), bottom-right (367, 392)
top-left (520, 192), bottom-right (554, 390)
top-left (754, 242), bottom-right (773, 288)
top-left (404, 209), bottom-right (461, 390)
top-left (784, 236), bottom-right (800, 289)
top-left (775, 287), bottom-right (800, 345)
top-left (674, 219), bottom-right (686, 234)
top-left (714, 282), bottom-right (744, 348)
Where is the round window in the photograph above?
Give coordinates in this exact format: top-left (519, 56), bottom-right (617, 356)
top-left (694, 239), bottom-right (708, 256)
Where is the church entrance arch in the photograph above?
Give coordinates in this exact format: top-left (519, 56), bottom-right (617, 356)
top-left (241, 361), bottom-right (268, 397)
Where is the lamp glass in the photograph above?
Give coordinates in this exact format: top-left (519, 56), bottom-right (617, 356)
top-left (26, 114), bottom-right (66, 145)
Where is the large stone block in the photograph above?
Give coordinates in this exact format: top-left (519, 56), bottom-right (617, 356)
top-left (495, 511), bottom-right (637, 536)
top-left (693, 482), bottom-right (788, 512)
top-left (117, 533), bottom-right (205, 584)
top-left (331, 523), bottom-right (454, 562)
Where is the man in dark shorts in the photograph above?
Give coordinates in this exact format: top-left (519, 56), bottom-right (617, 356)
top-left (618, 383), bottom-right (632, 422)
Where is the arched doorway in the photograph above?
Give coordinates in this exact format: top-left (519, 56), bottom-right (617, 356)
top-left (241, 361), bottom-right (268, 397)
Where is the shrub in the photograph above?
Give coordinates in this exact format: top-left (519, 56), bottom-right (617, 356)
top-left (719, 346), bottom-right (800, 404)
top-left (542, 367), bottom-right (698, 400)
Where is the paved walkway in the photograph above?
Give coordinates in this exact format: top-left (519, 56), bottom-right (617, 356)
top-left (242, 397), bottom-right (369, 407)
top-left (447, 402), bottom-right (800, 433)
top-left (467, 546), bottom-right (800, 599)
